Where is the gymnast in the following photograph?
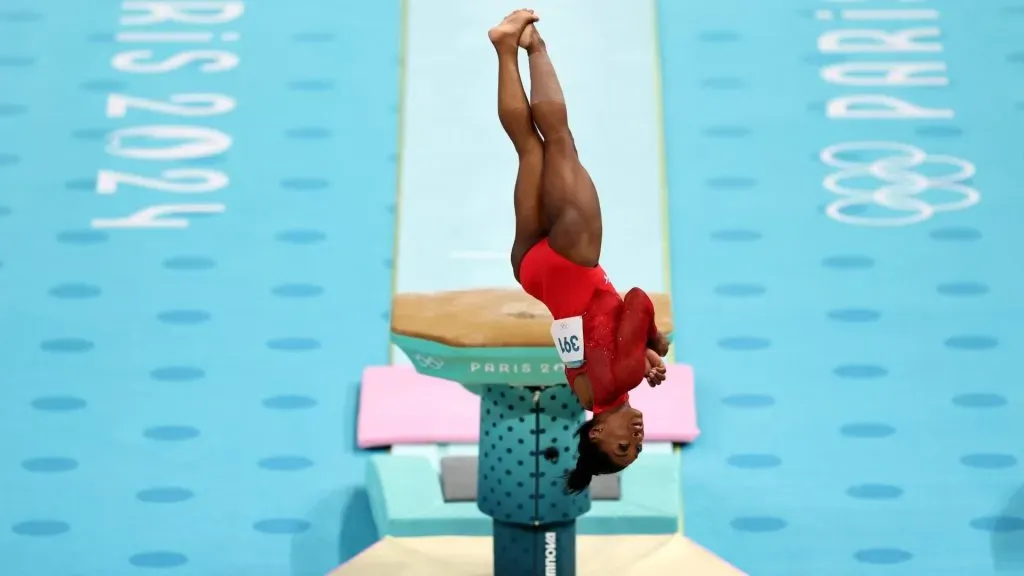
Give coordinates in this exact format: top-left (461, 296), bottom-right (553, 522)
top-left (489, 10), bottom-right (670, 493)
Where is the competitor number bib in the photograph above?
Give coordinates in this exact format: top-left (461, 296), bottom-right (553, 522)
top-left (550, 316), bottom-right (585, 368)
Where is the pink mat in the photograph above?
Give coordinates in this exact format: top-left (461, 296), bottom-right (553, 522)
top-left (357, 364), bottom-right (699, 448)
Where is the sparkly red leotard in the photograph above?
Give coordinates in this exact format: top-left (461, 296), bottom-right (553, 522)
top-left (519, 239), bottom-right (659, 413)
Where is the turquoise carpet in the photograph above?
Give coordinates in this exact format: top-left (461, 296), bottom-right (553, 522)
top-left (659, 1), bottom-right (1024, 574)
top-left (0, 2), bottom-right (399, 575)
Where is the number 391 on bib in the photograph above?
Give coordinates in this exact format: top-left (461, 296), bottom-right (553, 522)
top-left (550, 316), bottom-right (585, 368)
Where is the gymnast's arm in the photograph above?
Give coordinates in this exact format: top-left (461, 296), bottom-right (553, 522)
top-left (568, 372), bottom-right (595, 411)
top-left (611, 287), bottom-right (658, 387)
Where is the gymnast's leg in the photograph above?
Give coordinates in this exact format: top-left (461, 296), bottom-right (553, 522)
top-left (523, 25), bottom-right (603, 267)
top-left (489, 9), bottom-right (544, 282)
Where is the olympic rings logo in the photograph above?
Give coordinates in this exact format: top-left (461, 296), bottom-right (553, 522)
top-left (820, 141), bottom-right (980, 227)
top-left (413, 354), bottom-right (444, 370)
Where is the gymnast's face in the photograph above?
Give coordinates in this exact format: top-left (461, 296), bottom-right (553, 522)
top-left (591, 408), bottom-right (644, 468)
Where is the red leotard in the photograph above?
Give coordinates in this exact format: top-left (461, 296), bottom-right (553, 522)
top-left (519, 239), bottom-right (659, 413)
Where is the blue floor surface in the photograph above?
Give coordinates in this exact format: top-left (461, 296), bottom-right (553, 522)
top-left (659, 1), bottom-right (1024, 574)
top-left (0, 2), bottom-right (399, 574)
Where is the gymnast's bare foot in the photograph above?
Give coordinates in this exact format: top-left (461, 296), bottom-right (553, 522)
top-left (518, 23), bottom-right (544, 53)
top-left (488, 9), bottom-right (538, 52)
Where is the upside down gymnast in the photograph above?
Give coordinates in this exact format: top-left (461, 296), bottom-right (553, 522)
top-left (489, 10), bottom-right (671, 493)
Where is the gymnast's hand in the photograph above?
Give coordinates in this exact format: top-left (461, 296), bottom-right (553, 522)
top-left (644, 349), bottom-right (666, 387)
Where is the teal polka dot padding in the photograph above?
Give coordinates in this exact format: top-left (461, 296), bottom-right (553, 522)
top-left (659, 0), bottom-right (1024, 574)
top-left (0, 2), bottom-right (400, 575)
top-left (535, 387), bottom-right (592, 524)
top-left (477, 385), bottom-right (590, 525)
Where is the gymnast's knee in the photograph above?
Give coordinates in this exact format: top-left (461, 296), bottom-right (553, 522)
top-left (532, 101), bottom-right (571, 139)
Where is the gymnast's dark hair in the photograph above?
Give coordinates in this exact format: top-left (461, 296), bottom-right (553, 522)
top-left (563, 418), bottom-right (626, 494)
